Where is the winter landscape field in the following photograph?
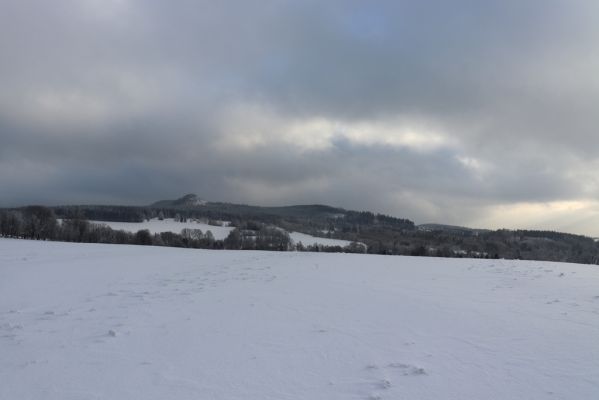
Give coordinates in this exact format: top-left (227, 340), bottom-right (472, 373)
top-left (1, 238), bottom-right (598, 399)
top-left (90, 218), bottom-right (353, 247)
top-left (89, 218), bottom-right (236, 240)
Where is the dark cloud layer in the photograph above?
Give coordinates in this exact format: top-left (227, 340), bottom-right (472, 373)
top-left (2, 0), bottom-right (599, 234)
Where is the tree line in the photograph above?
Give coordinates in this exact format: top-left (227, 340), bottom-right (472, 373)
top-left (3, 204), bottom-right (599, 264)
top-left (0, 206), bottom-right (367, 253)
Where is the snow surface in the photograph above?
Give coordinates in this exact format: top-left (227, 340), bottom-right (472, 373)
top-left (90, 218), bottom-right (234, 240)
top-left (92, 218), bottom-right (352, 247)
top-left (1, 238), bottom-right (599, 399)
top-left (288, 231), bottom-right (351, 247)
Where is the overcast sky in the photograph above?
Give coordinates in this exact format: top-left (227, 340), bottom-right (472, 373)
top-left (2, 0), bottom-right (599, 235)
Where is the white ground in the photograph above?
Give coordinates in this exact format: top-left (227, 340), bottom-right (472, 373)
top-left (1, 239), bottom-right (598, 400)
top-left (89, 218), bottom-right (235, 240)
top-left (288, 231), bottom-right (351, 247)
top-left (91, 218), bottom-right (352, 247)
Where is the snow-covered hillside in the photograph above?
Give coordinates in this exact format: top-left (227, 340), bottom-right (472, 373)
top-left (1, 239), bottom-right (598, 399)
top-left (91, 218), bottom-right (352, 247)
top-left (90, 218), bottom-right (234, 240)
top-left (287, 231), bottom-right (351, 247)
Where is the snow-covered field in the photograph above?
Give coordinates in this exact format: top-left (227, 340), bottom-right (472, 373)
top-left (91, 218), bottom-right (352, 247)
top-left (1, 239), bottom-right (598, 399)
top-left (89, 218), bottom-right (234, 240)
top-left (288, 231), bottom-right (351, 247)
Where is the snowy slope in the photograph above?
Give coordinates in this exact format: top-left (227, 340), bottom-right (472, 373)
top-left (90, 218), bottom-right (234, 240)
top-left (1, 238), bottom-right (598, 399)
top-left (288, 231), bottom-right (351, 247)
top-left (91, 218), bottom-right (352, 247)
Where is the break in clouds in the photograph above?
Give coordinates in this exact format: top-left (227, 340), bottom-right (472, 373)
top-left (1, 0), bottom-right (599, 235)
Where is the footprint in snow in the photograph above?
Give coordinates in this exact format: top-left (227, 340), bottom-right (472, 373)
top-left (387, 362), bottom-right (427, 376)
top-left (363, 361), bottom-right (427, 398)
top-left (38, 310), bottom-right (57, 320)
top-left (1, 322), bottom-right (24, 332)
top-left (378, 379), bottom-right (392, 389)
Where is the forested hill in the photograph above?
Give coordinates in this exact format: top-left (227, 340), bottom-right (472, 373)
top-left (1, 194), bottom-right (599, 265)
top-left (151, 194), bottom-right (355, 220)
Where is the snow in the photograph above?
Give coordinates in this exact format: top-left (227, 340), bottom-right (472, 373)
top-left (1, 238), bottom-right (598, 399)
top-left (90, 218), bottom-right (234, 240)
top-left (90, 218), bottom-right (353, 247)
top-left (288, 231), bottom-right (352, 247)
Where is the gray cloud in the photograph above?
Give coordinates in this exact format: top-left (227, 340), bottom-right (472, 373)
top-left (2, 0), bottom-right (599, 234)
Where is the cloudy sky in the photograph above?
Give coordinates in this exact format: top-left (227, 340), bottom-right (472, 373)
top-left (1, 0), bottom-right (599, 235)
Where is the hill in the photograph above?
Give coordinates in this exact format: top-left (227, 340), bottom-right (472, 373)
top-left (2, 195), bottom-right (599, 264)
top-left (150, 193), bottom-right (207, 208)
top-left (417, 223), bottom-right (490, 235)
top-left (151, 194), bottom-right (348, 219)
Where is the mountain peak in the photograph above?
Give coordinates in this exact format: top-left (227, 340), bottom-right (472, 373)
top-left (174, 194), bottom-right (206, 206)
top-left (150, 194), bottom-right (207, 208)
